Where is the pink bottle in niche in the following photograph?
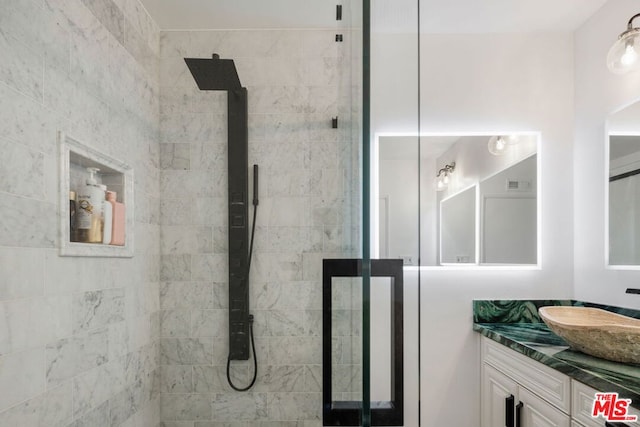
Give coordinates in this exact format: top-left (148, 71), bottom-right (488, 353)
top-left (106, 191), bottom-right (125, 246)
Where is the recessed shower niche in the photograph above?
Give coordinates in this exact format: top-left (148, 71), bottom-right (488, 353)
top-left (58, 132), bottom-right (134, 257)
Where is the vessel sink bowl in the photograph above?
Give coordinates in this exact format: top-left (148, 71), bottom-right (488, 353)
top-left (539, 306), bottom-right (640, 364)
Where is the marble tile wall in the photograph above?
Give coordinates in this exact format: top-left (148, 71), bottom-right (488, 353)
top-left (158, 30), bottom-right (360, 425)
top-left (0, 0), bottom-right (161, 425)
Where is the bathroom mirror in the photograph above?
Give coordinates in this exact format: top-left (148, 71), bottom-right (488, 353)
top-left (375, 133), bottom-right (539, 266)
top-left (607, 101), bottom-right (640, 266)
top-left (609, 135), bottom-right (640, 265)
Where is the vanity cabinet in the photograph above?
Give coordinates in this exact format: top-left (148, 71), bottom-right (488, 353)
top-left (481, 336), bottom-right (640, 427)
top-left (482, 364), bottom-right (570, 427)
top-left (481, 337), bottom-right (572, 427)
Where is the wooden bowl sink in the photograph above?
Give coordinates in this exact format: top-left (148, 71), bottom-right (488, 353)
top-left (538, 306), bottom-right (640, 364)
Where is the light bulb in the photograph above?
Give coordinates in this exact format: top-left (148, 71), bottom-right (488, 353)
top-left (443, 173), bottom-right (449, 185)
top-left (488, 135), bottom-right (510, 155)
top-left (622, 43), bottom-right (638, 66)
top-left (607, 23), bottom-right (640, 74)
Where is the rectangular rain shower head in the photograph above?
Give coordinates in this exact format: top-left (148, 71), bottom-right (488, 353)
top-left (184, 54), bottom-right (242, 91)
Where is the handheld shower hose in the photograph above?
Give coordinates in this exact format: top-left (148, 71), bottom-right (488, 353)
top-left (226, 164), bottom-right (259, 391)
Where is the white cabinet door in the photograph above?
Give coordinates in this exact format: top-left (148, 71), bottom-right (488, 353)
top-left (482, 363), bottom-right (518, 427)
top-left (482, 355), bottom-right (571, 427)
top-left (519, 387), bottom-right (571, 427)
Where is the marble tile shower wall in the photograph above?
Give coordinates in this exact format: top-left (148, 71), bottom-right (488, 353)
top-left (159, 30), bottom-right (359, 426)
top-left (0, 0), bottom-right (161, 426)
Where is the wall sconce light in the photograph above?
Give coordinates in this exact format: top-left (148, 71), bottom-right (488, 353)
top-left (436, 162), bottom-right (455, 191)
top-left (607, 13), bottom-right (640, 74)
top-left (487, 135), bottom-right (518, 156)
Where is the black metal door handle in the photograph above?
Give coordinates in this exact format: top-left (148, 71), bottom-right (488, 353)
top-left (515, 402), bottom-right (523, 427)
top-left (505, 395), bottom-right (515, 427)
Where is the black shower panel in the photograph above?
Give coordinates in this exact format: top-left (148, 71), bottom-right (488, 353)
top-left (227, 87), bottom-right (250, 360)
top-left (184, 55), bottom-right (251, 361)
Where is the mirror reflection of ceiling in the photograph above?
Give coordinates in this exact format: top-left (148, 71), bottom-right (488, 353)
top-left (377, 136), bottom-right (460, 160)
top-left (378, 134), bottom-right (536, 165)
top-left (141, 0), bottom-right (607, 32)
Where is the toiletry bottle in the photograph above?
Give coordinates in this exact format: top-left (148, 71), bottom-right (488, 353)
top-left (87, 177), bottom-right (106, 243)
top-left (94, 184), bottom-right (108, 243)
top-left (109, 191), bottom-right (125, 246)
top-left (77, 167), bottom-right (105, 243)
top-left (102, 191), bottom-right (114, 245)
top-left (69, 191), bottom-right (78, 242)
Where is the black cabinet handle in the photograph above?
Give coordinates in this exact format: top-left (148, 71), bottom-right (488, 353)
top-left (515, 402), bottom-right (523, 427)
top-left (505, 395), bottom-right (515, 427)
top-left (605, 423), bottom-right (631, 427)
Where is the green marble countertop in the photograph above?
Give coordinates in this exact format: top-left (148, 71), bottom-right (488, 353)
top-left (473, 300), bottom-right (640, 409)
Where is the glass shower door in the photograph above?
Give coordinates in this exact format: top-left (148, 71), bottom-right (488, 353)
top-left (322, 0), bottom-right (368, 424)
top-left (323, 0), bottom-right (421, 425)
top-left (368, 0), bottom-right (421, 425)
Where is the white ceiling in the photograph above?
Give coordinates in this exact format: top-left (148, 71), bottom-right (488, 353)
top-left (417, 0), bottom-right (608, 34)
top-left (141, 0), bottom-right (608, 33)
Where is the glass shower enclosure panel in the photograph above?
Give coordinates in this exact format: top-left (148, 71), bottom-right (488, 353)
top-left (323, 0), bottom-right (420, 424)
top-left (322, 0), bottom-right (368, 424)
top-left (370, 0), bottom-right (421, 426)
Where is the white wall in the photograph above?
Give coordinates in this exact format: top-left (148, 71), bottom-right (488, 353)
top-left (574, 0), bottom-right (640, 308)
top-left (0, 0), bottom-right (161, 425)
top-left (372, 31), bottom-right (575, 426)
top-left (371, 33), bottom-right (419, 136)
top-left (419, 33), bottom-right (575, 427)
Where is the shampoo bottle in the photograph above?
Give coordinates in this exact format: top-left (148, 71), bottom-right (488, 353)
top-left (109, 191), bottom-right (125, 246)
top-left (77, 167), bottom-right (105, 243)
top-left (102, 190), bottom-right (113, 245)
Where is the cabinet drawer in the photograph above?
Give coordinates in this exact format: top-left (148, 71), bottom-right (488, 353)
top-left (482, 337), bottom-right (571, 413)
top-left (572, 380), bottom-right (640, 427)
